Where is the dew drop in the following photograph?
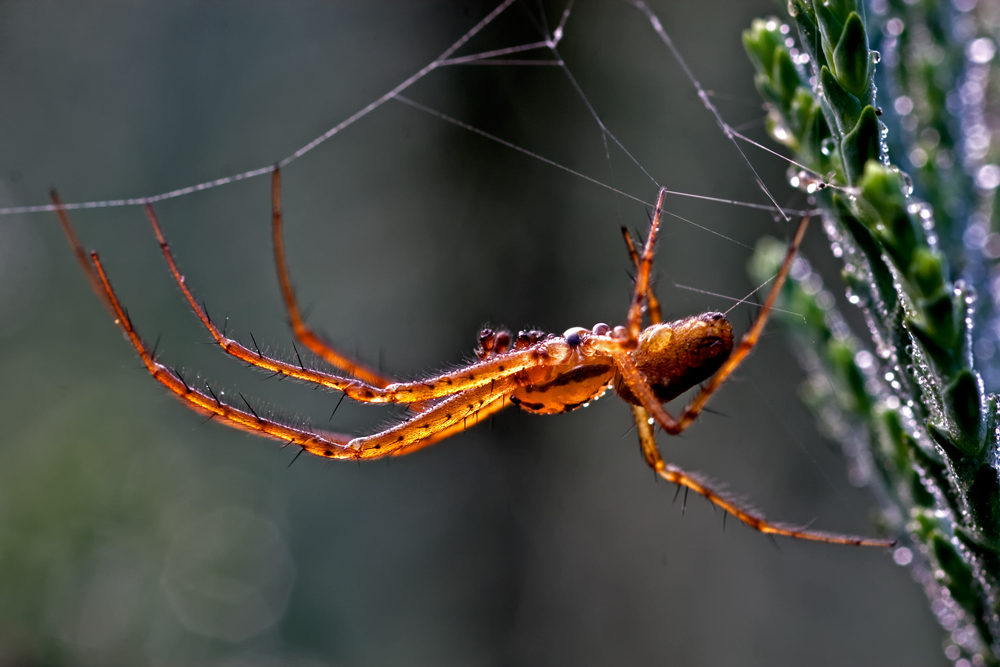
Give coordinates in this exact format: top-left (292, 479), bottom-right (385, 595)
top-left (900, 172), bottom-right (914, 196)
top-left (893, 546), bottom-right (913, 565)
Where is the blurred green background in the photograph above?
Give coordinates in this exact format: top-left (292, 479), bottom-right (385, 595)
top-left (0, 1), bottom-right (945, 665)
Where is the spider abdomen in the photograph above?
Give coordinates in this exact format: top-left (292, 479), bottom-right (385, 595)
top-left (614, 312), bottom-right (734, 405)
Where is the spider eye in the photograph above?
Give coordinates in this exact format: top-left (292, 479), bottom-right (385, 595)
top-left (475, 328), bottom-right (496, 359)
top-left (478, 328), bottom-right (495, 348)
top-left (494, 331), bottom-right (511, 354)
top-left (562, 326), bottom-right (587, 348)
top-left (592, 323), bottom-right (610, 336)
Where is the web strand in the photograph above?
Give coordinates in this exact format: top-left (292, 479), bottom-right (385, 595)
top-left (630, 0), bottom-right (791, 222)
top-left (721, 273), bottom-right (780, 317)
top-left (437, 41), bottom-right (552, 66)
top-left (0, 0), bottom-right (818, 232)
top-left (391, 95), bottom-right (817, 220)
top-left (0, 0), bottom-right (520, 216)
top-left (672, 283), bottom-right (803, 319)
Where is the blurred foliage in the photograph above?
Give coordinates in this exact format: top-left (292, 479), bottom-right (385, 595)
top-left (745, 0), bottom-right (1000, 662)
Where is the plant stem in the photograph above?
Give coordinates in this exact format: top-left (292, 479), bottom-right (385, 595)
top-left (744, 2), bottom-right (1000, 662)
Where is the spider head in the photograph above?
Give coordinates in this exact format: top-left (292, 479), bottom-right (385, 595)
top-left (615, 312), bottom-right (734, 405)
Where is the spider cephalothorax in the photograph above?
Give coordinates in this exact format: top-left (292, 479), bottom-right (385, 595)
top-left (52, 171), bottom-right (892, 547)
top-left (473, 324), bottom-right (619, 415)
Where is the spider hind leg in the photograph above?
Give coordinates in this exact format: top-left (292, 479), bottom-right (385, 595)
top-left (629, 404), bottom-right (893, 547)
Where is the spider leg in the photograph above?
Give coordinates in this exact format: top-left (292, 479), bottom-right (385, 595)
top-left (89, 250), bottom-right (358, 459)
top-left (628, 404), bottom-right (893, 546)
top-left (670, 215), bottom-right (810, 433)
top-left (625, 187), bottom-right (668, 345)
top-left (91, 248), bottom-right (520, 461)
top-left (620, 219), bottom-right (888, 545)
top-left (271, 167), bottom-right (391, 387)
top-left (613, 350), bottom-right (684, 432)
top-left (616, 216), bottom-right (811, 436)
top-left (621, 226), bottom-right (661, 325)
top-left (389, 393), bottom-right (509, 457)
top-left (51, 190), bottom-right (114, 316)
top-left (350, 377), bottom-right (520, 457)
top-left (141, 203), bottom-right (555, 405)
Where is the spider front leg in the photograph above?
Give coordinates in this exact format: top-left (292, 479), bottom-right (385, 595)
top-left (669, 215), bottom-right (811, 432)
top-left (618, 215), bottom-right (811, 436)
top-left (54, 197), bottom-right (551, 459)
top-left (621, 225), bottom-right (661, 326)
top-left (619, 213), bottom-right (889, 545)
top-left (387, 391), bottom-right (511, 457)
top-left (624, 187), bottom-right (668, 345)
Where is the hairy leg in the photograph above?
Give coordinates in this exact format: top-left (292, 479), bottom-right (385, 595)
top-left (629, 404), bottom-right (893, 546)
top-left (621, 225), bottom-right (661, 325)
top-left (137, 202), bottom-right (558, 404)
top-left (620, 214), bottom-right (887, 545)
top-left (90, 249), bottom-right (520, 460)
top-left (51, 190), bottom-right (113, 315)
top-left (350, 377), bottom-right (521, 456)
top-left (624, 188), bottom-right (668, 345)
top-left (271, 167), bottom-right (392, 386)
top-left (616, 216), bottom-right (811, 435)
top-left (90, 250), bottom-right (357, 458)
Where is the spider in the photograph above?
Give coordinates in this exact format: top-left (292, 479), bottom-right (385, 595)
top-left (53, 170), bottom-right (892, 548)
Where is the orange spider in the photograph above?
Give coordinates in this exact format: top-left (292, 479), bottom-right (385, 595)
top-left (53, 171), bottom-right (892, 547)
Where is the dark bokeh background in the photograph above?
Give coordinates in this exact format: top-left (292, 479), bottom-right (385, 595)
top-left (0, 1), bottom-right (945, 665)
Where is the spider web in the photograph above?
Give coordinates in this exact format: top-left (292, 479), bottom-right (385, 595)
top-left (6, 0), bottom-right (844, 471)
top-left (1, 0), bottom-right (841, 446)
top-left (0, 0), bottom-right (815, 223)
top-left (3, 0), bottom-right (840, 437)
top-left (0, 0), bottom-right (829, 327)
